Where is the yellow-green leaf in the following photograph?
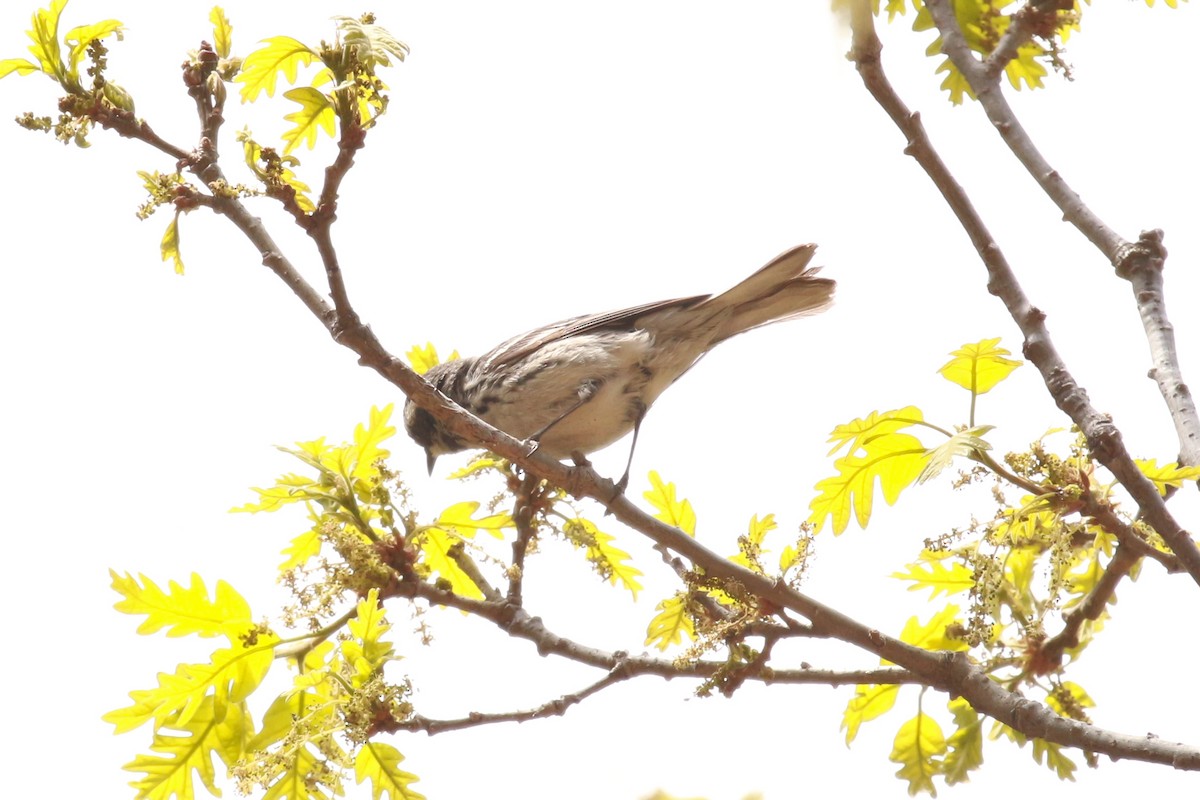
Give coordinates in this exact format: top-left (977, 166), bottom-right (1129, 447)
top-left (236, 36), bottom-right (316, 102)
top-left (123, 697), bottom-right (250, 800)
top-left (104, 632), bottom-right (277, 733)
top-left (943, 697), bottom-right (983, 785)
top-left (406, 342), bottom-right (459, 375)
top-left (1047, 681), bottom-right (1095, 718)
top-left (27, 0), bottom-right (69, 85)
top-left (892, 554), bottom-right (975, 599)
top-left (210, 6), bottom-right (233, 58)
top-left (824, 406), bottom-right (925, 457)
top-left (351, 404), bottom-right (396, 479)
top-left (918, 425), bottom-right (994, 483)
top-left (563, 517), bottom-right (644, 598)
top-left (0, 58), bottom-right (40, 78)
top-left (446, 455), bottom-right (504, 480)
top-left (281, 86), bottom-right (336, 154)
top-left (335, 16), bottom-right (410, 69)
top-left (356, 742), bottom-right (425, 800)
top-left (160, 213), bottom-right (185, 274)
top-left (109, 570), bottom-right (253, 639)
top-left (890, 713), bottom-right (947, 796)
top-left (729, 513), bottom-right (777, 573)
top-left (1135, 458), bottom-right (1200, 495)
top-left (1032, 738), bottom-right (1077, 781)
top-left (644, 471), bottom-right (696, 535)
top-left (1005, 43), bottom-right (1048, 92)
top-left (437, 501), bottom-right (511, 540)
top-left (279, 165), bottom-right (316, 212)
top-left (416, 524), bottom-right (483, 599)
top-left (842, 683), bottom-right (900, 744)
top-left (645, 592), bottom-right (695, 651)
top-left (897, 605), bottom-right (968, 654)
top-left (103, 80), bottom-right (135, 113)
top-left (343, 589), bottom-right (395, 683)
top-left (809, 432), bottom-right (928, 535)
top-left (278, 527), bottom-right (322, 572)
top-left (938, 338), bottom-right (1022, 395)
top-left (63, 18), bottom-right (124, 75)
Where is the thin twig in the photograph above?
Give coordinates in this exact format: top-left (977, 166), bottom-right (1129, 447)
top-left (507, 474), bottom-right (541, 605)
top-left (379, 659), bottom-right (633, 736)
top-left (1038, 545), bottom-right (1137, 671)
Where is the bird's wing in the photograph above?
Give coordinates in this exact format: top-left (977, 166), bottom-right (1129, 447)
top-left (480, 294), bottom-right (708, 369)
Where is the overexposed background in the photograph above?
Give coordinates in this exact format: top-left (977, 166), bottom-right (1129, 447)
top-left (1, 1), bottom-right (1197, 798)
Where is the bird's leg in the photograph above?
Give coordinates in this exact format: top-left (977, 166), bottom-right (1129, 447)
top-left (613, 400), bottom-right (647, 495)
top-left (524, 378), bottom-right (602, 454)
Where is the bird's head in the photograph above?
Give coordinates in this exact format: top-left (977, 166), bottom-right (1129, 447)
top-left (403, 360), bottom-right (471, 474)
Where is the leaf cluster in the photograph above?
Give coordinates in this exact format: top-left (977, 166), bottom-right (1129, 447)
top-left (822, 338), bottom-right (1197, 793)
top-left (847, 0), bottom-right (1186, 105)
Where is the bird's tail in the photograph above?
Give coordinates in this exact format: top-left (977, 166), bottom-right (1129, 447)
top-left (703, 244), bottom-right (835, 343)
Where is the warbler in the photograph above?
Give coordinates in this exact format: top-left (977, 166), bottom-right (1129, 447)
top-left (404, 243), bottom-right (834, 488)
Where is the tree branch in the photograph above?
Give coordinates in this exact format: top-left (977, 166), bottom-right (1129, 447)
top-left (1037, 544), bottom-right (1137, 671)
top-left (1116, 230), bottom-right (1200, 467)
top-left (848, 1), bottom-right (1200, 586)
top-left (926, 0), bottom-right (1200, 485)
top-left (923, 0), bottom-right (1122, 259)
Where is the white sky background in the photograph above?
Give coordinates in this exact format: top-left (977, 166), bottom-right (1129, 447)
top-left (2, 1), bottom-right (1198, 798)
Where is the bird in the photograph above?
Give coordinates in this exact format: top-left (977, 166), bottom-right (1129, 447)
top-left (404, 243), bottom-right (834, 489)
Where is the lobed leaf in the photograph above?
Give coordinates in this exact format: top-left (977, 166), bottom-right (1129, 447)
top-left (63, 18), bottom-right (123, 76)
top-left (122, 697), bottom-right (250, 800)
top-left (890, 712), bottom-right (947, 795)
top-left (943, 697), bottom-right (984, 785)
top-left (415, 524), bottom-right (484, 599)
top-left (355, 742), bottom-right (426, 800)
top-left (918, 425), bottom-right (994, 484)
top-left (343, 589), bottom-right (395, 682)
top-left (897, 604), bottom-right (969, 654)
top-left (350, 404), bottom-right (396, 479)
top-left (645, 592), bottom-right (695, 651)
top-left (278, 526), bottom-right (322, 571)
top-left (564, 517), bottom-right (644, 598)
top-left (809, 431), bottom-right (928, 535)
top-left (891, 554), bottom-right (975, 599)
top-left (406, 342), bottom-right (446, 375)
top-left (1135, 458), bottom-right (1200, 495)
top-left (938, 338), bottom-right (1022, 396)
top-left (281, 86), bottom-right (336, 154)
top-left (27, 0), bottom-right (69, 85)
top-left (842, 683), bottom-right (900, 744)
top-left (823, 406), bottom-right (924, 457)
top-left (643, 471), bottom-right (696, 535)
top-left (109, 570), bottom-right (253, 639)
top-left (334, 16), bottom-right (410, 68)
top-left (0, 57), bottom-right (40, 78)
top-left (105, 632), bottom-right (278, 733)
top-left (236, 36), bottom-right (316, 102)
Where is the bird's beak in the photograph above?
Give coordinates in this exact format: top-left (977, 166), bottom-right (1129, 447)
top-left (425, 448), bottom-right (438, 476)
